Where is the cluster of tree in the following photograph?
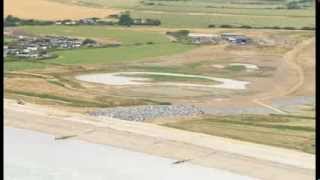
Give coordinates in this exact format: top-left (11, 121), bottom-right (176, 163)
top-left (4, 15), bottom-right (54, 26)
top-left (4, 14), bottom-right (160, 27)
top-left (118, 13), bottom-right (134, 26)
top-left (118, 12), bottom-right (161, 26)
top-left (286, 0), bottom-right (313, 9)
top-left (208, 24), bottom-right (315, 31)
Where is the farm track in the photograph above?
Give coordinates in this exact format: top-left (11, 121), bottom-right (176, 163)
top-left (252, 38), bottom-right (314, 113)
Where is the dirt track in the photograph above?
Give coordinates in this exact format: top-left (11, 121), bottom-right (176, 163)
top-left (4, 99), bottom-right (315, 180)
top-left (252, 38), bottom-right (315, 113)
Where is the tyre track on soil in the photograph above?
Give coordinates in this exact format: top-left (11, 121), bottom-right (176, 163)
top-left (252, 38), bottom-right (314, 114)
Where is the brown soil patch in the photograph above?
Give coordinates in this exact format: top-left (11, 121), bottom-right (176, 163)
top-left (4, 0), bottom-right (121, 20)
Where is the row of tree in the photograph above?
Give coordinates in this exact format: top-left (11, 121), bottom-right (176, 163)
top-left (4, 13), bottom-right (161, 27)
top-left (118, 12), bottom-right (161, 26)
top-left (4, 15), bottom-right (54, 26)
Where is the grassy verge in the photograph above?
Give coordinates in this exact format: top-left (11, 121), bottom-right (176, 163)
top-left (163, 114), bottom-right (315, 154)
top-left (5, 89), bottom-right (111, 107)
top-left (5, 89), bottom-right (172, 108)
top-left (121, 74), bottom-right (215, 84)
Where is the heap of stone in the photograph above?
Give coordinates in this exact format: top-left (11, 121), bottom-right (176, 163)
top-left (89, 105), bottom-right (204, 122)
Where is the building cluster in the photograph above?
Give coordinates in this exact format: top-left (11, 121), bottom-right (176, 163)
top-left (54, 17), bottom-right (160, 26)
top-left (55, 18), bottom-right (102, 25)
top-left (4, 35), bottom-right (98, 59)
top-left (187, 33), bottom-right (251, 45)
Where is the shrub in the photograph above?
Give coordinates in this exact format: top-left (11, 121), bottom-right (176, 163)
top-left (208, 24), bottom-right (216, 28)
top-left (220, 24), bottom-right (234, 28)
top-left (283, 27), bottom-right (296, 30)
top-left (301, 27), bottom-right (315, 30)
top-left (271, 26), bottom-right (281, 29)
top-left (239, 25), bottom-right (252, 29)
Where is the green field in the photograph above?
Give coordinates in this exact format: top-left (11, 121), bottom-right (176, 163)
top-left (5, 26), bottom-right (194, 67)
top-left (4, 60), bottom-right (51, 71)
top-left (164, 113), bottom-right (315, 153)
top-left (52, 43), bottom-right (193, 65)
top-left (131, 11), bottom-right (314, 28)
top-left (51, 0), bottom-right (314, 10)
top-left (18, 25), bottom-right (171, 44)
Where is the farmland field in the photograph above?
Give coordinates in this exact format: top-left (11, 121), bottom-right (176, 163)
top-left (47, 0), bottom-right (315, 28)
top-left (4, 0), bottom-right (120, 20)
top-left (131, 11), bottom-right (314, 28)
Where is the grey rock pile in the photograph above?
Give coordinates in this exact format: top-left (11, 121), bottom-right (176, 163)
top-left (89, 105), bottom-right (204, 122)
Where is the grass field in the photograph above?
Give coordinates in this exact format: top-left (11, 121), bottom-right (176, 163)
top-left (18, 26), bottom-right (171, 45)
top-left (48, 0), bottom-right (315, 28)
top-left (6, 26), bottom-right (194, 66)
top-left (131, 11), bottom-right (314, 28)
top-left (4, 60), bottom-right (51, 72)
top-left (52, 43), bottom-right (193, 65)
top-left (164, 113), bottom-right (315, 153)
top-left (4, 44), bottom-right (193, 68)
